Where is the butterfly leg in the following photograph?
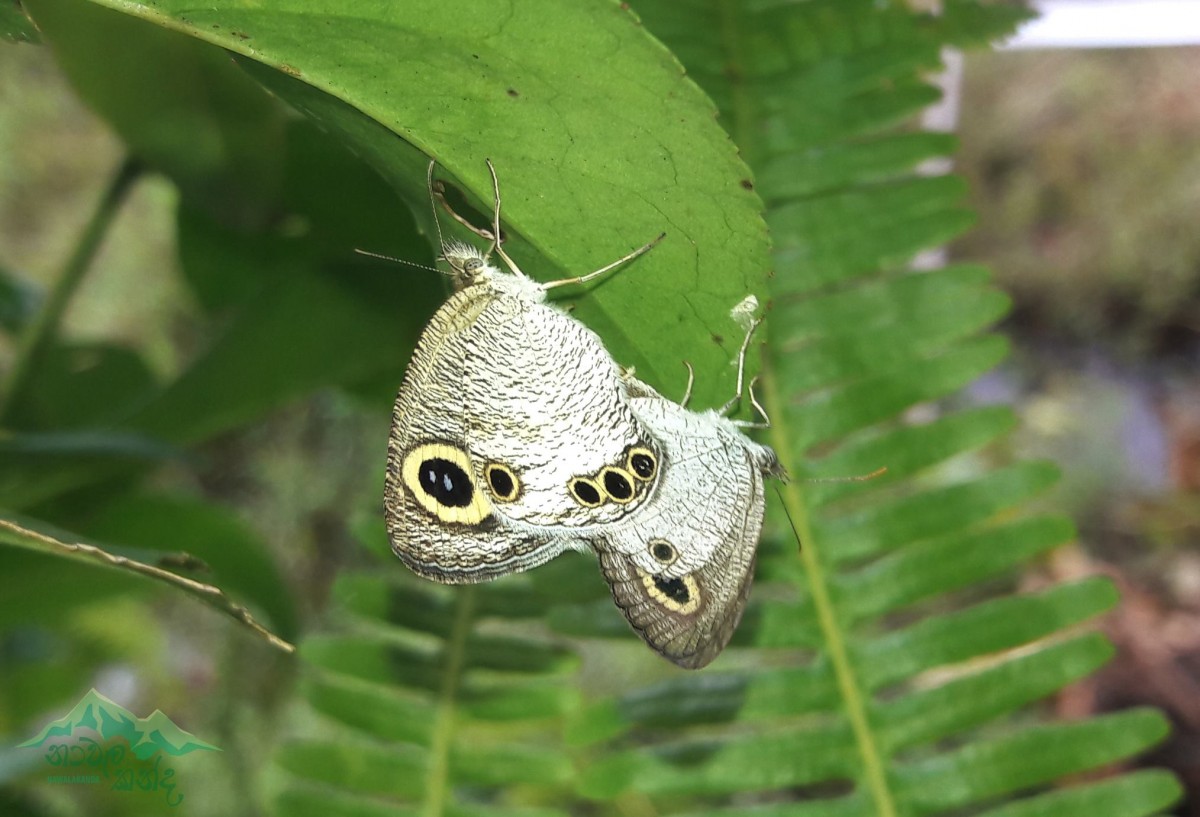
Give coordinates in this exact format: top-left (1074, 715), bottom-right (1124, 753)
top-left (427, 159), bottom-right (531, 278)
top-left (719, 312), bottom-right (762, 417)
top-left (628, 360), bottom-right (691, 407)
top-left (543, 232), bottom-right (666, 291)
top-left (431, 179), bottom-right (498, 243)
top-left (679, 361), bottom-right (695, 408)
top-left (733, 375), bottom-right (771, 430)
top-left (427, 159), bottom-right (504, 251)
top-left (484, 159), bottom-right (532, 277)
top-left (721, 300), bottom-right (773, 429)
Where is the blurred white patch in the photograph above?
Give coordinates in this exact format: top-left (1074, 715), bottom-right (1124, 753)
top-left (1005, 1), bottom-right (1200, 49)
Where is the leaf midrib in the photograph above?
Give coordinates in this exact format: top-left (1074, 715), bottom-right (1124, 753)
top-left (762, 363), bottom-right (898, 817)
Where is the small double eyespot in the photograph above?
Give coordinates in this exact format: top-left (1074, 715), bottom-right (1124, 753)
top-left (568, 444), bottom-right (659, 508)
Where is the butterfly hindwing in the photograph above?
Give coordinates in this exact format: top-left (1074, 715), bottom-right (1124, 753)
top-left (591, 391), bottom-right (782, 668)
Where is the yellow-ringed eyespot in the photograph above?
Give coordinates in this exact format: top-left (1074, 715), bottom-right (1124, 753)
top-left (569, 476), bottom-right (604, 508)
top-left (599, 466), bottom-right (636, 503)
top-left (484, 462), bottom-right (520, 502)
top-left (627, 446), bottom-right (657, 481)
top-left (639, 569), bottom-right (701, 614)
top-left (401, 443), bottom-right (492, 524)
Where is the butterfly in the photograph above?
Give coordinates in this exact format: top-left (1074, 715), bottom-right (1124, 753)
top-left (384, 161), bottom-right (781, 667)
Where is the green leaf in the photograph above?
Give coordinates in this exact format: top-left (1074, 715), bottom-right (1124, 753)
top-left (974, 770), bottom-right (1181, 817)
top-left (893, 710), bottom-right (1169, 811)
top-left (130, 257), bottom-right (428, 444)
top-left (1, 341), bottom-right (158, 431)
top-left (0, 546), bottom-right (145, 630)
top-left (0, 119), bottom-right (437, 509)
top-left (0, 1), bottom-right (40, 42)
top-left (69, 0), bottom-right (771, 410)
top-left (552, 3), bottom-right (1181, 817)
top-left (0, 429), bottom-right (180, 461)
top-left (176, 118), bottom-right (432, 315)
top-left (771, 176), bottom-right (976, 291)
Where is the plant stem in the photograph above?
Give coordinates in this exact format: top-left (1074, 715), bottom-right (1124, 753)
top-left (0, 155), bottom-right (144, 424)
top-left (761, 361), bottom-right (899, 817)
top-left (424, 585), bottom-right (475, 817)
top-left (0, 518), bottom-right (294, 653)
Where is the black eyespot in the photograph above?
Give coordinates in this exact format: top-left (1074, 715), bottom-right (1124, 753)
top-left (570, 478), bottom-right (603, 507)
top-left (490, 469), bottom-right (513, 495)
top-left (628, 447), bottom-right (657, 481)
top-left (653, 575), bottom-right (691, 604)
top-left (485, 463), bottom-right (518, 501)
top-left (650, 540), bottom-right (677, 564)
top-left (602, 468), bottom-right (634, 502)
top-left (419, 458), bottom-right (473, 507)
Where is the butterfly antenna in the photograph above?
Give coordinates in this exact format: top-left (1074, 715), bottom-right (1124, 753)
top-left (806, 466), bottom-right (889, 484)
top-left (775, 485), bottom-right (805, 554)
top-left (485, 159), bottom-right (503, 256)
top-left (353, 248), bottom-right (447, 277)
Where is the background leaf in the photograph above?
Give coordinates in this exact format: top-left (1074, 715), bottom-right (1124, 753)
top-left (0, 1), bottom-right (38, 43)
top-left (51, 0), bottom-right (773, 410)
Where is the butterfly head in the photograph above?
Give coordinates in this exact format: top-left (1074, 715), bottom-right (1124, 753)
top-left (440, 240), bottom-right (498, 286)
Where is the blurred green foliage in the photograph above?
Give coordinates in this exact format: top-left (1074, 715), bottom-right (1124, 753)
top-left (0, 1), bottom-right (1185, 817)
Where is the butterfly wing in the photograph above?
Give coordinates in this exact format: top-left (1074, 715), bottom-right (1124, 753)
top-left (386, 284), bottom-right (663, 582)
top-left (591, 397), bottom-right (780, 668)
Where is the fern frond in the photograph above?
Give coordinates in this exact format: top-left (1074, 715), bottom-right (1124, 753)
top-left (271, 563), bottom-right (582, 817)
top-left (561, 2), bottom-right (1182, 816)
